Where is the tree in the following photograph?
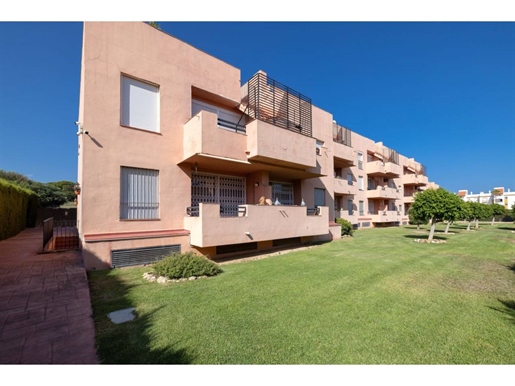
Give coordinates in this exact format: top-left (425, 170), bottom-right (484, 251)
top-left (408, 187), bottom-right (462, 241)
top-left (147, 22), bottom-right (161, 30)
top-left (408, 208), bottom-right (426, 229)
top-left (47, 181), bottom-right (76, 202)
top-left (489, 203), bottom-right (506, 225)
top-left (0, 169), bottom-right (74, 208)
top-left (461, 201), bottom-right (490, 230)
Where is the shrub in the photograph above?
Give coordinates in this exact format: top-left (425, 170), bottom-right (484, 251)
top-left (0, 178), bottom-right (39, 240)
top-left (152, 251), bottom-right (222, 279)
top-left (335, 218), bottom-right (353, 236)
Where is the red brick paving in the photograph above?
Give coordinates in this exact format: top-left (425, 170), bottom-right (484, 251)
top-left (0, 228), bottom-right (98, 364)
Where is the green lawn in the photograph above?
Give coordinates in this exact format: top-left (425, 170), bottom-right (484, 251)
top-left (88, 222), bottom-right (515, 364)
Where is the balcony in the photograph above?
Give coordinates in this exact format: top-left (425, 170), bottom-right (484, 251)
top-left (183, 110), bottom-right (247, 163)
top-left (366, 160), bottom-right (402, 177)
top-left (402, 173), bottom-right (428, 186)
top-left (334, 178), bottom-right (358, 195)
top-left (366, 186), bottom-right (401, 199)
top-left (403, 194), bottom-right (416, 203)
top-left (333, 142), bottom-right (355, 165)
top-left (245, 119), bottom-right (317, 169)
top-left (184, 203), bottom-right (329, 248)
top-left (369, 210), bottom-right (402, 223)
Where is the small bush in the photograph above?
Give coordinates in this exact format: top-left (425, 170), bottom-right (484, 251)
top-left (152, 251), bottom-right (222, 279)
top-left (335, 218), bottom-right (353, 236)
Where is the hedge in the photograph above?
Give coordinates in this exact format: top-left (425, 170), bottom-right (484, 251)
top-left (0, 178), bottom-right (39, 241)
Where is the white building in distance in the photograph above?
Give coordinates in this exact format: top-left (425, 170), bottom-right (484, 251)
top-left (457, 187), bottom-right (515, 210)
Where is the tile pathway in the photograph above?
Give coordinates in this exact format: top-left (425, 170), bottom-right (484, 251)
top-left (0, 228), bottom-right (98, 364)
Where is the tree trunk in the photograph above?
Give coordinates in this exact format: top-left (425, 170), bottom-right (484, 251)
top-left (491, 216), bottom-right (495, 226)
top-left (444, 221), bottom-right (452, 234)
top-left (428, 217), bottom-right (437, 241)
top-left (467, 221), bottom-right (471, 231)
top-left (475, 219), bottom-right (479, 229)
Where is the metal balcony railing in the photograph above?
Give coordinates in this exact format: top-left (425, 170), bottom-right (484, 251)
top-left (332, 122), bottom-right (352, 147)
top-left (241, 72), bottom-right (312, 137)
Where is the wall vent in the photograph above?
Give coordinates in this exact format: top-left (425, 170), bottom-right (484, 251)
top-left (111, 244), bottom-right (180, 268)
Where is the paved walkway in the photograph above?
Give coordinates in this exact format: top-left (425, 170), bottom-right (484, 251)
top-left (0, 228), bottom-right (98, 364)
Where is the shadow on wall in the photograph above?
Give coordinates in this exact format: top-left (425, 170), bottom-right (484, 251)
top-left (86, 249), bottom-right (194, 364)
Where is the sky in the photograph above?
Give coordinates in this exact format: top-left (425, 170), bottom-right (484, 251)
top-left (0, 15), bottom-right (514, 195)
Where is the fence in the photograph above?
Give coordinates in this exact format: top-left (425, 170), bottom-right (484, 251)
top-left (42, 217), bottom-right (79, 251)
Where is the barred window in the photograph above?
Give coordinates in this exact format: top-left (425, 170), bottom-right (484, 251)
top-left (120, 167), bottom-right (159, 220)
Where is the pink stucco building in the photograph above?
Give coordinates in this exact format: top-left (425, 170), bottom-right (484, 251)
top-left (77, 22), bottom-right (439, 269)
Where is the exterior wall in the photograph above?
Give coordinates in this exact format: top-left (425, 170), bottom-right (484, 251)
top-left (79, 22), bottom-right (242, 267)
top-left (78, 22), bottom-right (439, 269)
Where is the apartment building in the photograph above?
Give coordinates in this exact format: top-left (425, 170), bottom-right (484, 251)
top-left (457, 187), bottom-right (515, 209)
top-left (77, 22), bottom-right (438, 270)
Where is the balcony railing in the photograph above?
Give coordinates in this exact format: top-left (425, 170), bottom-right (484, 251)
top-left (241, 72), bottom-right (312, 137)
top-left (375, 144), bottom-right (399, 165)
top-left (217, 117), bottom-right (246, 134)
top-left (333, 122), bottom-right (352, 147)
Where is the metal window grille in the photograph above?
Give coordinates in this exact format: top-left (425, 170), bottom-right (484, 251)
top-left (191, 172), bottom-right (245, 217)
top-left (270, 181), bottom-right (294, 205)
top-left (120, 167), bottom-right (159, 219)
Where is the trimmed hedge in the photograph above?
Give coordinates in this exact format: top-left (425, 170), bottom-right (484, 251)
top-left (0, 178), bottom-right (39, 241)
top-left (153, 251), bottom-right (222, 279)
top-left (335, 217), bottom-right (354, 236)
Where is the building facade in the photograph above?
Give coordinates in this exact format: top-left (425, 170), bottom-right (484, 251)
top-left (457, 187), bottom-right (515, 209)
top-left (77, 22), bottom-right (439, 270)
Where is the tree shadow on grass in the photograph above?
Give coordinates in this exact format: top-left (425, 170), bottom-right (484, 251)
top-left (489, 299), bottom-right (515, 326)
top-left (88, 270), bottom-right (194, 364)
top-left (403, 234), bottom-right (448, 241)
top-left (496, 226), bottom-right (515, 231)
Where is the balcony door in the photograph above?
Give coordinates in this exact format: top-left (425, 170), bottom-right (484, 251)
top-left (191, 172), bottom-right (245, 216)
top-left (270, 181), bottom-right (294, 205)
top-left (314, 188), bottom-right (325, 207)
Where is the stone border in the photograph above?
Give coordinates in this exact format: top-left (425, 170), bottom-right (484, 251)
top-left (143, 271), bottom-right (209, 284)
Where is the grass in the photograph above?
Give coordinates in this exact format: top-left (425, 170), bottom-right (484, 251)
top-left (88, 222), bottom-right (515, 364)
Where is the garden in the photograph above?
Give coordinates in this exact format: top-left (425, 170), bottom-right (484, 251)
top-left (88, 222), bottom-right (515, 364)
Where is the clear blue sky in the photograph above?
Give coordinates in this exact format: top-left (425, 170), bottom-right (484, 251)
top-left (0, 21), bottom-right (514, 194)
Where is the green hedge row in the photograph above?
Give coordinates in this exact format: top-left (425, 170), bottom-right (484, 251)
top-left (0, 178), bottom-right (39, 241)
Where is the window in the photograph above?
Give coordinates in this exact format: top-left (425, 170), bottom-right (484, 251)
top-left (314, 188), bottom-right (325, 207)
top-left (347, 199), bottom-right (353, 215)
top-left (358, 176), bottom-right (364, 190)
top-left (121, 75), bottom-right (159, 132)
top-left (359, 201), bottom-right (364, 216)
top-left (192, 99), bottom-right (246, 133)
top-left (347, 173), bottom-right (353, 185)
top-left (120, 167), bottom-right (159, 219)
top-left (271, 181), bottom-right (294, 205)
top-left (357, 152), bottom-right (363, 170)
top-left (368, 200), bottom-right (375, 214)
